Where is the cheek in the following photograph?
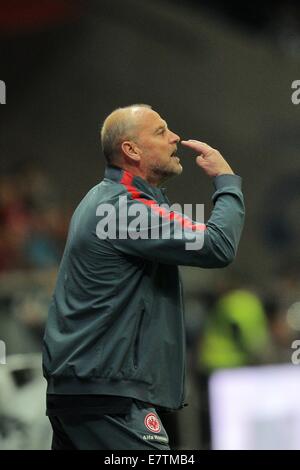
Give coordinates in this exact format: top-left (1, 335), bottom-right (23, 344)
top-left (142, 141), bottom-right (169, 164)
top-left (143, 144), bottom-right (161, 160)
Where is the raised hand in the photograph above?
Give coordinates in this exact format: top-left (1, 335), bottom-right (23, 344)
top-left (181, 139), bottom-right (234, 178)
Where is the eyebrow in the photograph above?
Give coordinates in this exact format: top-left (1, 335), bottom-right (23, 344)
top-left (155, 122), bottom-right (168, 133)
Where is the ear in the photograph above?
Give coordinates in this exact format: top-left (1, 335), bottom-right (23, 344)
top-left (121, 141), bottom-right (141, 162)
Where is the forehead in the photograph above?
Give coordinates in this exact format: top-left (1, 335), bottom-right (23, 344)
top-left (136, 109), bottom-right (166, 131)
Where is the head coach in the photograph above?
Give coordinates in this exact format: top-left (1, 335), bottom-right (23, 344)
top-left (43, 104), bottom-right (245, 450)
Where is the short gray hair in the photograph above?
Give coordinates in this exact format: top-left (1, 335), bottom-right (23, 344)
top-left (100, 104), bottom-right (152, 163)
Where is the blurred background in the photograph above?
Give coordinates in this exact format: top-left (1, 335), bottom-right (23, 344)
top-left (1, 0), bottom-right (300, 450)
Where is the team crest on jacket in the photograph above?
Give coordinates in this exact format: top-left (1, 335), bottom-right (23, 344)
top-left (144, 412), bottom-right (161, 433)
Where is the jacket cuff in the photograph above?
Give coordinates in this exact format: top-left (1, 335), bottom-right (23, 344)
top-left (213, 174), bottom-right (242, 191)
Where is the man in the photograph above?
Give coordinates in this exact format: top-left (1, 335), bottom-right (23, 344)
top-left (43, 104), bottom-right (245, 450)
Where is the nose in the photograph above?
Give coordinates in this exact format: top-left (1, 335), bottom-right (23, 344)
top-left (169, 130), bottom-right (180, 143)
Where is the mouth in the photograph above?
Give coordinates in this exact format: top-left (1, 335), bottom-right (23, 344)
top-left (171, 148), bottom-right (178, 158)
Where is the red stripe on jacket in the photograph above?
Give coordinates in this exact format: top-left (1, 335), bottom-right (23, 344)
top-left (120, 171), bottom-right (206, 232)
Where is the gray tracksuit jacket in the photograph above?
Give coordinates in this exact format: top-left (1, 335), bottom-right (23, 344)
top-left (43, 165), bottom-right (245, 411)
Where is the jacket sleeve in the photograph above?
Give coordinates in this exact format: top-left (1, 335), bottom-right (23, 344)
top-left (107, 174), bottom-right (245, 268)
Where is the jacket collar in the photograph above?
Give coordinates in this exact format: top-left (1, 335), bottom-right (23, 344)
top-left (104, 165), bottom-right (168, 203)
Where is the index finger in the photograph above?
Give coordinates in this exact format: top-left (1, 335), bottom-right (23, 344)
top-left (181, 140), bottom-right (213, 155)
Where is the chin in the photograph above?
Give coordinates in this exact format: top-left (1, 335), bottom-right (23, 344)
top-left (151, 162), bottom-right (182, 182)
top-left (176, 164), bottom-right (183, 174)
top-left (171, 163), bottom-right (183, 176)
top-left (165, 165), bottom-right (183, 180)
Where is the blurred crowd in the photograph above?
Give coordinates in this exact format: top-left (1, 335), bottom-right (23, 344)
top-left (182, 269), bottom-right (300, 449)
top-left (0, 163), bottom-right (70, 352)
top-left (0, 163), bottom-right (72, 448)
top-left (0, 162), bottom-right (70, 272)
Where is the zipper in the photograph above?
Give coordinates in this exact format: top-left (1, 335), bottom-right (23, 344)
top-left (133, 308), bottom-right (145, 369)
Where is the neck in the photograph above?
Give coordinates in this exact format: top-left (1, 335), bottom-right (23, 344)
top-left (110, 163), bottom-right (164, 187)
